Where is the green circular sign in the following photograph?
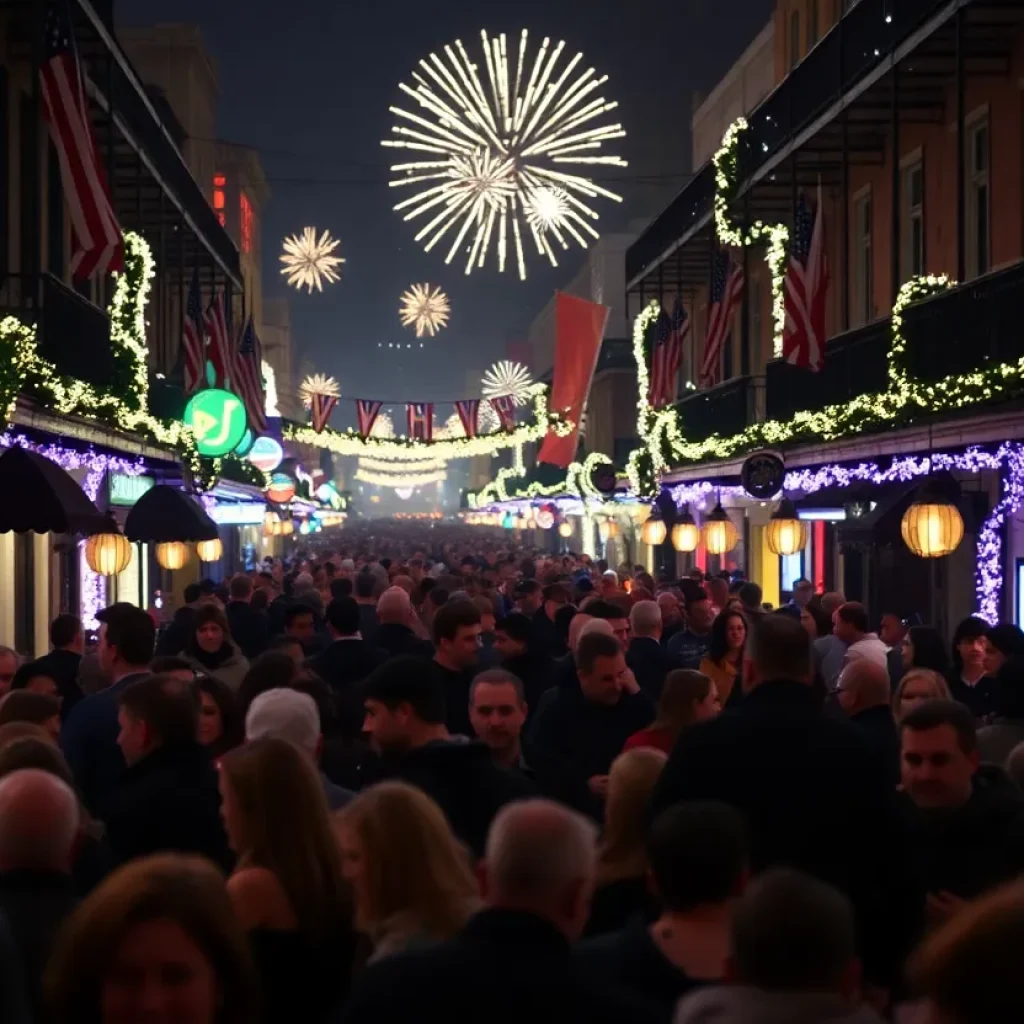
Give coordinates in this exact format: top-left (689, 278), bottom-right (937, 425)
top-left (184, 389), bottom-right (248, 457)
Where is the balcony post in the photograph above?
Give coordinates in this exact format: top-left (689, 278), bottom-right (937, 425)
top-left (27, 0), bottom-right (44, 298)
top-left (157, 189), bottom-right (166, 370)
top-left (890, 61), bottom-right (900, 307)
top-left (741, 192), bottom-right (751, 378)
top-left (955, 6), bottom-right (966, 282)
top-left (839, 10), bottom-right (849, 331)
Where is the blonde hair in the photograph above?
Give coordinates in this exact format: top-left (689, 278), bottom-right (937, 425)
top-left (597, 748), bottom-right (668, 885)
top-left (892, 668), bottom-right (952, 721)
top-left (220, 737), bottom-right (350, 940)
top-left (337, 781), bottom-right (478, 943)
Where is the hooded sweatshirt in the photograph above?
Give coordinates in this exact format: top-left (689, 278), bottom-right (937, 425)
top-left (674, 987), bottom-right (885, 1024)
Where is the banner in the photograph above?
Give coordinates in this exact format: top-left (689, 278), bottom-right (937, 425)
top-left (311, 394), bottom-right (338, 433)
top-left (537, 291), bottom-right (609, 468)
top-left (407, 402), bottom-right (434, 441)
top-left (455, 398), bottom-right (480, 438)
top-left (356, 399), bottom-right (383, 437)
top-left (489, 395), bottom-right (516, 431)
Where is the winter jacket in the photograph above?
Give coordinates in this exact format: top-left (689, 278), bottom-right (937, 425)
top-left (180, 644), bottom-right (249, 692)
top-left (675, 987), bottom-right (885, 1024)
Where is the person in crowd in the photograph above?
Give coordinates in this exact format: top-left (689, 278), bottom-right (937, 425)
top-left (26, 613), bottom-right (84, 718)
top-left (667, 590), bottom-right (715, 669)
top-left (902, 624), bottom-right (951, 677)
top-left (533, 582), bottom-right (572, 659)
top-left (948, 615), bottom-right (998, 719)
top-left (627, 600), bottom-right (679, 701)
top-left (306, 596), bottom-right (385, 738)
top-left (149, 655), bottom-right (196, 682)
top-left (529, 632), bottom-right (655, 808)
top-left (154, 581), bottom-right (202, 657)
top-left (585, 748), bottom-right (667, 937)
top-left (362, 657), bottom-right (530, 856)
top-left (624, 668), bottom-right (720, 755)
top-left (473, 595), bottom-right (500, 666)
top-left (196, 673), bottom-right (244, 760)
top-left (469, 669), bottom-right (595, 816)
top-left (236, 650), bottom-right (303, 717)
top-left (266, 633), bottom-right (306, 665)
top-left (737, 582), bottom-right (763, 621)
top-left (834, 603), bottom-right (889, 676)
top-left (892, 668), bottom-right (952, 723)
top-left (652, 613), bottom-right (914, 991)
top-left (879, 612), bottom-right (908, 685)
top-left (283, 604), bottom-right (321, 655)
top-left (431, 600), bottom-right (483, 737)
top-left (675, 867), bottom-right (884, 1024)
top-left (179, 604), bottom-right (249, 691)
top-left (376, 587), bottom-right (434, 660)
top-left (62, 603), bottom-right (154, 814)
top-left (10, 663), bottom-right (60, 699)
top-left (219, 737), bottom-right (356, 1021)
top-left (336, 781), bottom-right (478, 963)
top-left (330, 577), bottom-right (353, 600)
top-left (778, 577), bottom-right (815, 620)
top-left (245, 687), bottom-right (353, 810)
top-left (420, 585), bottom-right (449, 634)
top-left (513, 579), bottom-right (543, 617)
top-left (103, 674), bottom-right (231, 869)
top-left (706, 576), bottom-right (729, 616)
top-left (656, 592), bottom-right (684, 648)
top-left (577, 802), bottom-right (746, 1016)
top-left (801, 601), bottom-right (833, 641)
top-left (984, 622), bottom-right (1024, 677)
top-left (899, 699), bottom-right (1024, 924)
top-left (225, 574), bottom-right (269, 660)
top-left (0, 768), bottom-right (79, 1019)
top-left (493, 612), bottom-right (554, 716)
top-left (977, 656), bottom-right (1024, 765)
top-left (354, 570), bottom-right (381, 644)
top-left (834, 660), bottom-right (899, 786)
top-left (0, 691), bottom-right (61, 742)
top-left (698, 610), bottom-right (747, 708)
top-left (341, 799), bottom-right (660, 1024)
top-left (46, 853), bottom-right (258, 1024)
top-left (586, 597), bottom-right (631, 648)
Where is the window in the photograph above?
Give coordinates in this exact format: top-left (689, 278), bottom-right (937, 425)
top-left (789, 11), bottom-right (801, 69)
top-left (853, 189), bottom-right (873, 324)
top-left (212, 173), bottom-right (226, 226)
top-left (901, 158), bottom-right (924, 281)
top-left (240, 191), bottom-right (254, 254)
top-left (966, 118), bottom-right (990, 278)
top-left (808, 0), bottom-right (819, 47)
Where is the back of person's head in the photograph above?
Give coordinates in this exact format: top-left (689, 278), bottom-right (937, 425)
top-left (909, 878), bottom-right (1024, 1024)
top-left (575, 630), bottom-right (621, 675)
top-left (629, 600), bottom-right (661, 639)
top-left (836, 602), bottom-right (870, 634)
top-left (585, 599), bottom-right (625, 622)
top-left (496, 612), bottom-right (533, 647)
top-left (648, 802), bottom-right (747, 912)
top-left (598, 748), bottom-right (667, 883)
top-left (839, 659), bottom-right (890, 709)
top-left (229, 575), bottom-right (253, 601)
top-left (118, 674), bottom-right (198, 749)
top-left (432, 599), bottom-right (481, 645)
top-left (50, 614), bottom-right (81, 650)
top-left (325, 596), bottom-right (360, 637)
top-left (183, 582), bottom-right (202, 605)
top-left (0, 722), bottom-right (55, 749)
top-left (0, 768), bottom-right (79, 871)
top-left (745, 614), bottom-right (811, 688)
top-left (738, 582), bottom-right (762, 610)
top-left (364, 656), bottom-right (446, 725)
top-left (237, 651), bottom-right (300, 716)
top-left (426, 586), bottom-right (450, 609)
top-left (149, 656), bottom-right (195, 678)
top-left (355, 571), bottom-right (376, 599)
top-left (0, 691), bottom-right (61, 729)
top-left (907, 625), bottom-right (952, 675)
top-left (336, 781), bottom-right (477, 937)
top-left (483, 799), bottom-right (598, 940)
top-left (819, 591), bottom-right (847, 616)
top-left (543, 582), bottom-right (571, 606)
top-left (244, 688), bottom-right (320, 760)
top-left (329, 577), bottom-right (353, 601)
top-left (657, 669), bottom-right (714, 735)
top-left (377, 586), bottom-right (412, 624)
top-left (731, 868), bottom-right (858, 993)
top-left (0, 736), bottom-right (74, 786)
top-left (97, 603), bottom-right (155, 667)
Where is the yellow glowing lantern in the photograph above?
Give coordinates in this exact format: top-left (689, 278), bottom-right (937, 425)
top-left (155, 541), bottom-right (189, 570)
top-left (558, 521), bottom-right (573, 539)
top-left (84, 531), bottom-right (132, 576)
top-left (702, 504), bottom-right (739, 555)
top-left (765, 498), bottom-right (808, 557)
top-left (641, 512), bottom-right (667, 547)
top-left (901, 497), bottom-right (964, 558)
top-left (670, 507), bottom-right (700, 553)
top-left (196, 538), bottom-right (223, 563)
top-left (281, 519), bottom-right (294, 536)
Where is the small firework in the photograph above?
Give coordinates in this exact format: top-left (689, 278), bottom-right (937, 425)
top-left (482, 360), bottom-right (534, 407)
top-left (526, 187), bottom-right (570, 232)
top-left (298, 373), bottom-right (341, 409)
top-left (280, 228), bottom-right (344, 293)
top-left (399, 283), bottom-right (450, 338)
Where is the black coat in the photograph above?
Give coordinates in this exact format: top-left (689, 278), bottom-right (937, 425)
top-left (502, 651), bottom-right (555, 724)
top-left (306, 639), bottom-right (386, 738)
top-left (627, 637), bottom-right (680, 702)
top-left (226, 600), bottom-right (269, 660)
top-left (340, 909), bottom-right (662, 1024)
top-left (850, 704), bottom-right (901, 787)
top-left (28, 648), bottom-right (84, 719)
top-left (650, 680), bottom-right (916, 987)
top-left (431, 661), bottom-right (475, 737)
top-left (101, 742), bottom-right (233, 872)
top-left (357, 603), bottom-right (380, 645)
top-left (517, 742), bottom-right (598, 819)
top-left (155, 606), bottom-right (196, 657)
top-left (531, 607), bottom-right (567, 659)
top-left (375, 623), bottom-right (434, 661)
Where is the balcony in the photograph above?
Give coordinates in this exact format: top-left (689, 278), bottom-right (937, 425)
top-left (672, 375), bottom-right (757, 444)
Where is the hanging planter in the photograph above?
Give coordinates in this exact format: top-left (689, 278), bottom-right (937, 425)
top-left (765, 497), bottom-right (808, 556)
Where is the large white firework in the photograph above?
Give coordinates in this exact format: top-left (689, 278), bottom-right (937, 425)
top-left (298, 373), bottom-right (341, 409)
top-left (399, 283), bottom-right (451, 338)
top-left (370, 412), bottom-right (394, 438)
top-left (383, 29), bottom-right (626, 280)
top-left (280, 228), bottom-right (344, 293)
top-left (482, 360), bottom-right (534, 406)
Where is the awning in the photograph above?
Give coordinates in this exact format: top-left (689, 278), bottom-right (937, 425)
top-left (0, 446), bottom-right (108, 535)
top-left (124, 485), bottom-right (218, 542)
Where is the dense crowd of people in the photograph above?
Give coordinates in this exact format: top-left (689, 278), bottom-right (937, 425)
top-left (0, 520), bottom-right (1021, 1021)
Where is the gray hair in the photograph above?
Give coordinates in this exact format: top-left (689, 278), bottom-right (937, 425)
top-left (0, 768), bottom-right (79, 870)
top-left (629, 600), bottom-right (662, 638)
top-left (245, 688), bottom-right (320, 759)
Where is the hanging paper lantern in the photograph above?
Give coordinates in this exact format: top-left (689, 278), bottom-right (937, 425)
top-left (765, 498), bottom-right (808, 557)
top-left (641, 511), bottom-right (667, 547)
top-left (902, 496), bottom-right (964, 558)
top-left (85, 531), bottom-right (132, 577)
top-left (155, 541), bottom-right (189, 570)
top-left (535, 508), bottom-right (555, 530)
top-left (671, 507), bottom-right (700, 553)
top-left (196, 538), bottom-right (223, 563)
top-left (702, 503), bottom-right (739, 555)
top-left (558, 521), bottom-right (573, 539)
top-left (281, 519), bottom-right (295, 536)
top-left (525, 516), bottom-right (537, 530)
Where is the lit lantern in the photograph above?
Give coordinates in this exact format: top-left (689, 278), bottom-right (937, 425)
top-left (901, 495), bottom-right (964, 559)
top-left (281, 519), bottom-right (294, 536)
top-left (670, 507), bottom-right (700, 553)
top-left (702, 503), bottom-right (739, 555)
top-left (196, 538), bottom-right (223, 563)
top-left (606, 519), bottom-right (620, 538)
top-left (535, 508), bottom-right (555, 530)
top-left (558, 521), bottom-right (573, 539)
top-left (155, 541), bottom-right (189, 570)
top-left (264, 511), bottom-right (279, 530)
top-left (85, 531), bottom-right (132, 576)
top-left (641, 511), bottom-right (667, 547)
top-left (765, 498), bottom-right (808, 557)
top-left (525, 516), bottom-right (537, 530)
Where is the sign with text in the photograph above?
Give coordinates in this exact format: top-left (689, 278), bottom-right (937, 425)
top-left (184, 388), bottom-right (248, 457)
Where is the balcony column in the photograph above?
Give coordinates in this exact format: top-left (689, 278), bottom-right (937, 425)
top-left (890, 62), bottom-right (900, 305)
top-left (955, 6), bottom-right (966, 282)
top-left (741, 192), bottom-right (751, 377)
top-left (177, 219), bottom-right (186, 385)
top-left (157, 190), bottom-right (166, 370)
top-left (27, 0), bottom-right (44, 294)
top-left (839, 7), bottom-right (849, 330)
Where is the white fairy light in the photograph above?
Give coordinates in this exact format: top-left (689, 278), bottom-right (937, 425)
top-left (280, 228), bottom-right (344, 293)
top-left (399, 283), bottom-right (451, 338)
top-left (383, 29), bottom-right (626, 280)
top-left (482, 360), bottom-right (534, 407)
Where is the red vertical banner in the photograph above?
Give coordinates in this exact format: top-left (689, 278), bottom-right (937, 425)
top-left (538, 292), bottom-right (609, 468)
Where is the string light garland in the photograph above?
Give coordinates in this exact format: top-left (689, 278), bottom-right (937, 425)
top-left (354, 466), bottom-right (447, 489)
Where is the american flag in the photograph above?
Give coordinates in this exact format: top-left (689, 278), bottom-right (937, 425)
top-left (234, 316), bottom-right (266, 434)
top-left (204, 292), bottom-right (232, 389)
top-left (700, 251), bottom-right (745, 388)
top-left (650, 300), bottom-right (687, 406)
top-left (356, 399), bottom-right (383, 437)
top-left (40, 0), bottom-right (123, 279)
top-left (407, 403), bottom-right (433, 441)
top-left (783, 187), bottom-right (830, 371)
top-left (455, 398), bottom-right (480, 438)
top-left (489, 396), bottom-right (516, 431)
top-left (181, 269), bottom-right (204, 395)
top-left (648, 311), bottom-right (671, 407)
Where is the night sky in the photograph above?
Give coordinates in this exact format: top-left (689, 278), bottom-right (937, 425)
top-left (120, 0), bottom-right (773, 417)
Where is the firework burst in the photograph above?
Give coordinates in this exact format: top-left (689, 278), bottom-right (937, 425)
top-left (298, 373), bottom-right (341, 409)
top-left (383, 29), bottom-right (626, 280)
top-left (280, 228), bottom-right (344, 293)
top-left (399, 283), bottom-right (451, 338)
top-left (482, 360), bottom-right (534, 406)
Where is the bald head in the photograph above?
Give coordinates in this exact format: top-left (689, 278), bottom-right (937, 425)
top-left (630, 600), bottom-right (662, 640)
top-left (568, 613), bottom-right (593, 653)
top-left (838, 659), bottom-right (891, 715)
top-left (483, 799), bottom-right (598, 941)
top-left (377, 586), bottom-right (413, 625)
top-left (0, 769), bottom-right (79, 871)
top-left (820, 592), bottom-right (847, 617)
